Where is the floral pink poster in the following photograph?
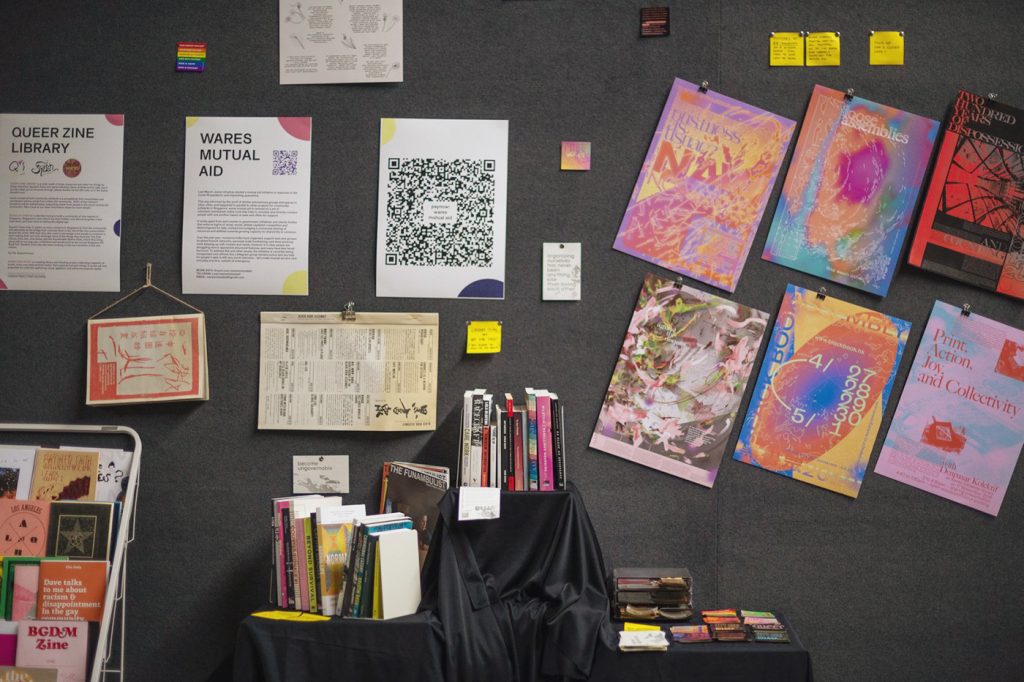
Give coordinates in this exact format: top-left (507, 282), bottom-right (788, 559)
top-left (590, 273), bottom-right (769, 487)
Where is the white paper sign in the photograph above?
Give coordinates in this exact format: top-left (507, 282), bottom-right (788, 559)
top-left (542, 242), bottom-right (581, 300)
top-left (458, 486), bottom-right (501, 521)
top-left (280, 0), bottom-right (403, 85)
top-left (1, 113), bottom-right (124, 291)
top-left (292, 455), bottom-right (350, 494)
top-left (376, 118), bottom-right (509, 299)
top-left (182, 116), bottom-right (312, 295)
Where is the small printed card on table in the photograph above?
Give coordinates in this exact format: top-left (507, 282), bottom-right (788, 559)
top-left (458, 486), bottom-right (500, 521)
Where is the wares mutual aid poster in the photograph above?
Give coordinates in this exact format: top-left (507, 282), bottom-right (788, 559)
top-left (733, 284), bottom-right (910, 497)
top-left (875, 302), bottom-right (1024, 515)
top-left (762, 85), bottom-right (938, 296)
top-left (613, 79), bottom-right (794, 292)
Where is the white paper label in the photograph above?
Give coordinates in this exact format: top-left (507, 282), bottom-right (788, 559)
top-left (542, 242), bottom-right (581, 300)
top-left (292, 455), bottom-right (350, 493)
top-left (458, 486), bottom-right (501, 521)
top-left (422, 200), bottom-right (458, 224)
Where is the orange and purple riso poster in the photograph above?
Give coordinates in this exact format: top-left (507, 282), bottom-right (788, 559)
top-left (733, 284), bottom-right (910, 497)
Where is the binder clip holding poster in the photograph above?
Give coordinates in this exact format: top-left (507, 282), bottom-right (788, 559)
top-left (86, 262), bottom-right (209, 405)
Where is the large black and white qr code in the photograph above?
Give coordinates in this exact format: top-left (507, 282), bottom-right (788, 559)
top-left (385, 157), bottom-right (496, 267)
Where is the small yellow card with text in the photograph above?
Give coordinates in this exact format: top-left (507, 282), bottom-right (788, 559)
top-left (624, 622), bottom-right (663, 631)
top-left (769, 32), bottom-right (804, 66)
top-left (869, 31), bottom-right (905, 65)
top-left (467, 321), bottom-right (502, 354)
top-left (806, 32), bottom-right (841, 66)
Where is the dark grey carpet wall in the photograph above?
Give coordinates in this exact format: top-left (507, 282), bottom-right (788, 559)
top-left (1, 1), bottom-right (1022, 680)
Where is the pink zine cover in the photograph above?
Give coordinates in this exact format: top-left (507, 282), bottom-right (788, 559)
top-left (875, 301), bottom-right (1024, 515)
top-left (613, 78), bottom-right (795, 292)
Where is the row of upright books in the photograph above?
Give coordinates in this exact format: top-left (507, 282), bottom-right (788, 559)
top-left (459, 388), bottom-right (567, 491)
top-left (271, 461), bottom-right (449, 618)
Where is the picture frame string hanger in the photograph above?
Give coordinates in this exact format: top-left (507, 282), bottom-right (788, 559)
top-left (89, 262), bottom-right (203, 319)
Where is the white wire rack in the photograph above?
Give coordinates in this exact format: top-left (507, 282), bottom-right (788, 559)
top-left (0, 423), bottom-right (141, 682)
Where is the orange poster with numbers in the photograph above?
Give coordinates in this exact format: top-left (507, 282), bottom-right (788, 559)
top-left (86, 313), bottom-right (208, 405)
top-left (733, 284), bottom-right (910, 497)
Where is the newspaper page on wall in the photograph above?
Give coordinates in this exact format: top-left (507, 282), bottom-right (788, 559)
top-left (258, 311), bottom-right (438, 431)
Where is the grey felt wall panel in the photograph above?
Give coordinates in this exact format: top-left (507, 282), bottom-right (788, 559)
top-left (1, 1), bottom-right (1021, 680)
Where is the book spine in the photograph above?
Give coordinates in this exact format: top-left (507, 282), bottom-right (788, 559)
top-left (340, 524), bottom-right (364, 617)
top-left (272, 503), bottom-right (282, 607)
top-left (295, 517), bottom-right (309, 612)
top-left (378, 462), bottom-right (390, 514)
top-left (460, 391), bottom-right (473, 486)
top-left (281, 505), bottom-right (295, 608)
top-left (307, 516), bottom-right (319, 610)
top-left (304, 517), bottom-right (318, 613)
top-left (537, 393), bottom-right (554, 491)
top-left (501, 412), bottom-right (512, 490)
top-left (347, 525), bottom-right (368, 617)
top-left (363, 534), bottom-right (379, 619)
top-left (372, 539), bottom-right (383, 619)
top-left (552, 399), bottom-right (566, 490)
top-left (526, 391), bottom-right (539, 490)
top-left (470, 393), bottom-right (483, 487)
top-left (490, 409), bottom-right (498, 488)
top-left (481, 424), bottom-right (490, 488)
top-left (513, 409), bottom-right (524, 490)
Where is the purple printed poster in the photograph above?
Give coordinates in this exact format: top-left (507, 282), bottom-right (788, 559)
top-left (874, 301), bottom-right (1024, 515)
top-left (613, 78), bottom-right (794, 292)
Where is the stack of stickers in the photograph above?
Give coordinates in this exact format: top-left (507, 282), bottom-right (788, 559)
top-left (176, 42), bottom-right (207, 72)
top-left (670, 610), bottom-right (791, 643)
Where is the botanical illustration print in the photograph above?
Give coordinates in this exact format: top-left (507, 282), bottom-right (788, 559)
top-left (590, 273), bottom-right (769, 487)
top-left (734, 284), bottom-right (910, 498)
top-left (763, 85), bottom-right (938, 296)
top-left (613, 78), bottom-right (794, 292)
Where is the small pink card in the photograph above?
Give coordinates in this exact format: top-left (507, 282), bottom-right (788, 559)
top-left (560, 141), bottom-right (591, 171)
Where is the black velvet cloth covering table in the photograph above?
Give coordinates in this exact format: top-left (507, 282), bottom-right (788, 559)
top-left (234, 486), bottom-right (813, 681)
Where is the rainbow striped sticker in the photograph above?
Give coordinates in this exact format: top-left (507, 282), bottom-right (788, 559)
top-left (177, 41), bottom-right (207, 72)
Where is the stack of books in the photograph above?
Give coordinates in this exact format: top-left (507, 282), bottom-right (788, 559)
top-left (0, 445), bottom-right (130, 681)
top-left (617, 629), bottom-right (669, 652)
top-left (273, 471), bottom-right (445, 620)
top-left (613, 568), bottom-right (693, 621)
top-left (459, 388), bottom-right (566, 491)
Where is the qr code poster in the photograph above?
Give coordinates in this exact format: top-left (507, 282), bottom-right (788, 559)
top-left (376, 118), bottom-right (508, 299)
top-left (182, 116), bottom-right (312, 296)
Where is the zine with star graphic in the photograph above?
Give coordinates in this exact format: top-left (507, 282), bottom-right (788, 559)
top-left (45, 501), bottom-right (114, 560)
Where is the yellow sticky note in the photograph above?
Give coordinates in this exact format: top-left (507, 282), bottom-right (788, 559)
top-left (466, 321), bottom-right (501, 354)
top-left (769, 32), bottom-right (804, 66)
top-left (806, 32), bottom-right (841, 66)
top-left (869, 31), bottom-right (904, 65)
top-left (624, 622), bottom-right (663, 631)
top-left (251, 610), bottom-right (330, 622)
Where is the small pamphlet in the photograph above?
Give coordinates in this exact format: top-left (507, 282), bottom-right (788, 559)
top-left (869, 31), bottom-right (904, 65)
top-left (458, 486), bottom-right (500, 521)
top-left (618, 630), bottom-right (669, 652)
top-left (466, 321), bottom-right (502, 354)
top-left (769, 32), bottom-right (804, 66)
top-left (805, 31), bottom-right (841, 66)
top-left (542, 243), bottom-right (581, 301)
top-left (292, 455), bottom-right (349, 494)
